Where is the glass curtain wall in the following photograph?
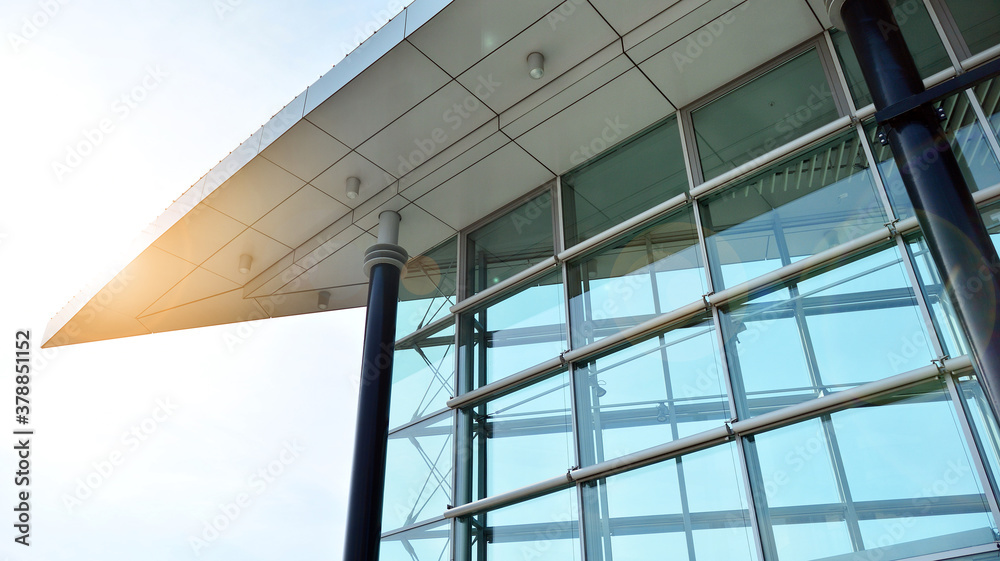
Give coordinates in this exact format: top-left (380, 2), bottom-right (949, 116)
top-left (380, 10), bottom-right (1000, 560)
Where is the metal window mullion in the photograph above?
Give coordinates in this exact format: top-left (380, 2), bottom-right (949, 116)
top-left (740, 435), bottom-right (779, 560)
top-left (966, 89), bottom-right (1000, 166)
top-left (924, 0), bottom-right (972, 64)
top-left (554, 176), bottom-right (567, 254)
top-left (944, 372), bottom-right (1000, 525)
top-left (816, 27), bottom-right (856, 119)
top-left (824, 30), bottom-right (860, 116)
top-left (735, 435), bottom-right (770, 561)
top-left (855, 121), bottom-right (901, 222)
top-left (819, 415), bottom-right (867, 552)
top-left (895, 236), bottom-right (948, 358)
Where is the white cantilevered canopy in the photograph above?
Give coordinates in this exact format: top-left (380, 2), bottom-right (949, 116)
top-left (43, 0), bottom-right (833, 348)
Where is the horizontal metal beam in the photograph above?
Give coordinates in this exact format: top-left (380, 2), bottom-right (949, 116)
top-left (875, 58), bottom-right (1000, 125)
top-left (449, 256), bottom-right (559, 315)
top-left (443, 355), bottom-right (974, 518)
top-left (962, 43), bottom-right (1000, 72)
top-left (394, 314), bottom-right (454, 349)
top-left (444, 472), bottom-right (573, 519)
top-left (556, 193), bottom-right (691, 264)
top-left (853, 67), bottom-right (958, 123)
top-left (446, 356), bottom-right (565, 410)
top-left (690, 116), bottom-right (854, 199)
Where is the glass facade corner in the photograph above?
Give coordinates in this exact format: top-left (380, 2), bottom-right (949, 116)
top-left (381, 10), bottom-right (1000, 560)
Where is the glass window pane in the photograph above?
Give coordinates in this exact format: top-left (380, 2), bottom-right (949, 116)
top-left (562, 117), bottom-right (689, 247)
top-left (865, 93), bottom-right (1000, 220)
top-left (906, 234), bottom-right (970, 358)
top-left (467, 190), bottom-right (554, 296)
top-left (974, 77), bottom-right (1000, 148)
top-left (575, 315), bottom-right (730, 466)
top-left (701, 131), bottom-right (886, 292)
top-left (829, 2), bottom-right (950, 109)
top-left (384, 412), bottom-right (453, 532)
top-left (748, 382), bottom-right (996, 561)
top-left (461, 487), bottom-right (580, 561)
top-left (581, 443), bottom-right (756, 561)
top-left (381, 520), bottom-right (450, 561)
top-left (460, 270), bottom-right (566, 389)
top-left (904, 199), bottom-right (1000, 360)
top-left (960, 375), bottom-right (1000, 507)
top-left (944, 0), bottom-right (1000, 56)
top-left (467, 371), bottom-right (573, 499)
top-left (721, 245), bottom-right (936, 418)
top-left (391, 323), bottom-right (455, 431)
top-left (693, 48), bottom-right (840, 182)
top-left (398, 236), bottom-right (458, 338)
top-left (567, 205), bottom-right (706, 347)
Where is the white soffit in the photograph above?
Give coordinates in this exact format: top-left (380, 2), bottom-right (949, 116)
top-left (311, 152), bottom-right (396, 209)
top-left (413, 143), bottom-right (554, 230)
top-left (44, 0), bottom-right (836, 347)
top-left (305, 40), bottom-right (452, 149)
top-left (637, 0), bottom-right (824, 107)
top-left (258, 120), bottom-right (351, 183)
top-left (515, 67), bottom-right (675, 175)
top-left (406, 0), bottom-right (566, 77)
top-left (356, 81), bottom-right (497, 174)
top-left (202, 157), bottom-right (306, 226)
top-left (454, 0), bottom-right (619, 115)
top-left (142, 268), bottom-right (241, 317)
top-left (252, 186), bottom-right (350, 249)
top-left (588, 0), bottom-right (686, 35)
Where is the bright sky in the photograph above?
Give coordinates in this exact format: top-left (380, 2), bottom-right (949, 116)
top-left (0, 0), bottom-right (406, 559)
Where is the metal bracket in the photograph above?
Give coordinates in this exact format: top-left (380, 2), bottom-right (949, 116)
top-left (702, 292), bottom-right (715, 310)
top-left (876, 127), bottom-right (890, 146)
top-left (932, 355), bottom-right (951, 376)
top-left (725, 422), bottom-right (736, 439)
top-left (884, 219), bottom-right (900, 238)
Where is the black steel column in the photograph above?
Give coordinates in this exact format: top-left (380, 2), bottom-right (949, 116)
top-left (834, 0), bottom-right (1000, 415)
top-left (344, 212), bottom-right (407, 561)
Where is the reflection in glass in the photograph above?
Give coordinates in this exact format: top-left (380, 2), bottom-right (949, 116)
top-left (391, 323), bottom-right (455, 431)
top-left (829, 2), bottom-right (950, 109)
top-left (466, 190), bottom-right (555, 296)
top-left (974, 78), bottom-right (1000, 146)
top-left (721, 245), bottom-right (935, 418)
top-left (562, 117), bottom-right (688, 247)
top-left (380, 520), bottom-right (450, 561)
top-left (460, 270), bottom-right (566, 389)
top-left (906, 234), bottom-right (969, 358)
top-left (961, 375), bottom-right (1000, 506)
top-left (582, 443), bottom-right (755, 561)
top-left (460, 488), bottom-right (580, 561)
top-left (865, 92), bottom-right (1000, 220)
top-left (747, 382), bottom-right (996, 561)
top-left (692, 48), bottom-right (840, 182)
top-left (398, 236), bottom-right (458, 339)
top-left (943, 0), bottom-right (1000, 56)
top-left (383, 412), bottom-right (453, 532)
top-left (575, 315), bottom-right (729, 466)
top-left (567, 205), bottom-right (705, 347)
top-left (701, 131), bottom-right (885, 291)
top-left (465, 371), bottom-right (573, 500)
